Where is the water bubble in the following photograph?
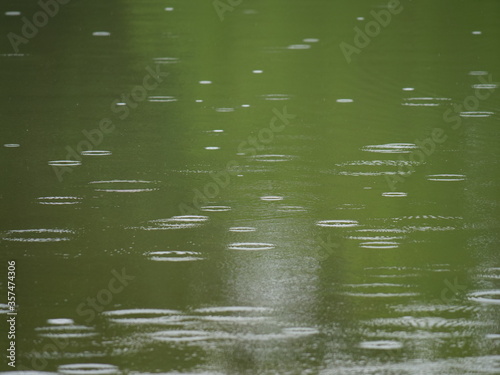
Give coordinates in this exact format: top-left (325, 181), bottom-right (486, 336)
top-left (336, 99), bottom-right (353, 103)
top-left (4, 143), bottom-right (20, 147)
top-left (5, 11), bottom-right (21, 16)
top-left (199, 80), bottom-right (212, 84)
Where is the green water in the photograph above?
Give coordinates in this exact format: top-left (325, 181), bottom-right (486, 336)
top-left (1, 0), bottom-right (500, 374)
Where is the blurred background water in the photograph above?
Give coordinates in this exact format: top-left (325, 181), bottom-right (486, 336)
top-left (1, 0), bottom-right (500, 374)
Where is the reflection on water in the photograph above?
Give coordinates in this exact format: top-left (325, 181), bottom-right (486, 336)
top-left (1, 0), bottom-right (500, 374)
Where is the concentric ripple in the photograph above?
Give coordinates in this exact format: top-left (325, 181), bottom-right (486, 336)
top-left (37, 196), bottom-right (82, 205)
top-left (316, 220), bottom-right (359, 228)
top-left (146, 250), bottom-right (203, 262)
top-left (2, 229), bottom-right (75, 242)
top-left (227, 242), bottom-right (275, 251)
top-left (427, 174), bottom-right (466, 182)
top-left (358, 340), bottom-right (403, 350)
top-left (139, 215), bottom-right (209, 230)
top-left (102, 308), bottom-right (184, 325)
top-left (361, 143), bottom-right (418, 153)
top-left (468, 290), bottom-right (500, 305)
top-left (58, 364), bottom-right (119, 375)
top-left (89, 180), bottom-right (157, 193)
